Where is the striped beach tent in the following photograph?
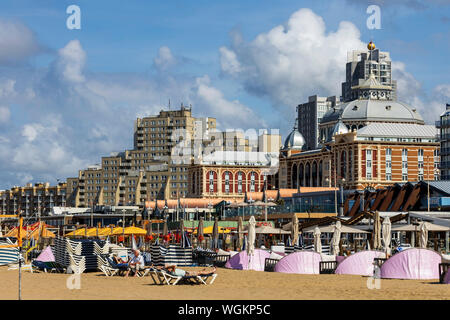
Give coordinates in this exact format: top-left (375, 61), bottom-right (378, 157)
top-left (0, 238), bottom-right (19, 266)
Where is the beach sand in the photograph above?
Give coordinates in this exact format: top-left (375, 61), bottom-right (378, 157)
top-left (0, 266), bottom-right (448, 300)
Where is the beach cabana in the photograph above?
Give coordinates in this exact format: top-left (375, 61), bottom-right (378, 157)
top-left (225, 249), bottom-right (270, 271)
top-left (335, 250), bottom-right (385, 276)
top-left (380, 248), bottom-right (442, 280)
top-left (274, 251), bottom-right (321, 274)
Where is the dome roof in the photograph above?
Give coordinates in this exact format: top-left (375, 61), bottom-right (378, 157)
top-left (331, 119), bottom-right (349, 136)
top-left (283, 125), bottom-right (305, 150)
top-left (321, 99), bottom-right (424, 125)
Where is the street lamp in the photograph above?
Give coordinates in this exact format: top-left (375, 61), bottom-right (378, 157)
top-left (207, 202), bottom-right (213, 221)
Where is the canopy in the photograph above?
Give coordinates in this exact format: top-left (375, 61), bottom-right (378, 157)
top-left (193, 225), bottom-right (231, 235)
top-left (225, 249), bottom-right (270, 271)
top-left (5, 227), bottom-right (29, 239)
top-left (65, 227), bottom-right (89, 237)
top-left (253, 226), bottom-right (290, 234)
top-left (391, 222), bottom-right (450, 232)
top-left (30, 226), bottom-right (56, 239)
top-left (111, 226), bottom-right (147, 236)
top-left (380, 248), bottom-right (441, 280)
top-left (304, 224), bottom-right (369, 234)
top-left (85, 227), bottom-right (112, 237)
top-left (335, 250), bottom-right (385, 276)
top-left (274, 251), bottom-right (321, 274)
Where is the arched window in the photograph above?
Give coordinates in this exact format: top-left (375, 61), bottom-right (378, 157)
top-left (299, 163), bottom-right (304, 187)
top-left (222, 171), bottom-right (232, 194)
top-left (208, 171), bottom-right (217, 193)
top-left (341, 151), bottom-right (347, 180)
top-left (291, 164), bottom-right (298, 189)
top-left (305, 163), bottom-right (311, 187)
top-left (318, 161), bottom-right (323, 186)
top-left (249, 171), bottom-right (258, 192)
top-left (235, 171), bottom-right (245, 194)
top-left (312, 162), bottom-right (318, 187)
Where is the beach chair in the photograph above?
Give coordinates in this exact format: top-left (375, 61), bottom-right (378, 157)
top-left (155, 268), bottom-right (218, 285)
top-left (439, 263), bottom-right (450, 284)
top-left (264, 258), bottom-right (279, 272)
top-left (31, 260), bottom-right (66, 273)
top-left (97, 255), bottom-right (128, 277)
top-left (319, 261), bottom-right (337, 274)
top-left (213, 255), bottom-right (230, 268)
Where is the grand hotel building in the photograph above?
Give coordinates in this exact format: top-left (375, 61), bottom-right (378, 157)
top-left (278, 45), bottom-right (440, 191)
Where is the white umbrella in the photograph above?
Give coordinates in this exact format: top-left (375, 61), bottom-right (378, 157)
top-left (131, 235), bottom-right (138, 250)
top-left (313, 226), bottom-right (322, 254)
top-left (382, 217), bottom-right (392, 256)
top-left (247, 216), bottom-right (256, 256)
top-left (419, 221), bottom-right (428, 249)
top-left (330, 221), bottom-right (342, 256)
top-left (292, 213), bottom-right (299, 246)
top-left (373, 211), bottom-right (382, 250)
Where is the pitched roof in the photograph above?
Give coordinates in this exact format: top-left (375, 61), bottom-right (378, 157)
top-left (357, 123), bottom-right (437, 138)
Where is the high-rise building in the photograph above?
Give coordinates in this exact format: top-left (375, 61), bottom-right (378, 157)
top-left (297, 95), bottom-right (338, 150)
top-left (58, 105), bottom-right (281, 208)
top-left (437, 104), bottom-right (450, 180)
top-left (0, 182), bottom-right (67, 216)
top-left (280, 42), bottom-right (439, 191)
top-left (341, 48), bottom-right (397, 102)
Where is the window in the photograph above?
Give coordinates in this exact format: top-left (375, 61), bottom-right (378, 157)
top-left (237, 172), bottom-right (243, 193)
top-left (402, 174), bottom-right (408, 181)
top-left (209, 171), bottom-right (215, 193)
top-left (386, 173), bottom-right (392, 181)
top-left (224, 171), bottom-right (230, 194)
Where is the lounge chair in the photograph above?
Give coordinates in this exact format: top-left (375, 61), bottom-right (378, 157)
top-left (155, 268), bottom-right (217, 285)
top-left (98, 255), bottom-right (128, 277)
top-left (31, 260), bottom-right (66, 273)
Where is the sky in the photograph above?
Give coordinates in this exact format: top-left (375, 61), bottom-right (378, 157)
top-left (0, 0), bottom-right (449, 189)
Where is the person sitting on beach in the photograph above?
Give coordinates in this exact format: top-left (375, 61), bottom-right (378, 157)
top-left (112, 253), bottom-right (127, 265)
top-left (164, 264), bottom-right (216, 277)
top-left (125, 250), bottom-right (145, 277)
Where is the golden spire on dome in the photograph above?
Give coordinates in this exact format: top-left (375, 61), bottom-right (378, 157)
top-left (367, 41), bottom-right (376, 51)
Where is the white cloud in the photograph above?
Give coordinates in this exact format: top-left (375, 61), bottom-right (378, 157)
top-left (0, 106), bottom-right (10, 123)
top-left (0, 19), bottom-right (42, 65)
top-left (56, 39), bottom-right (86, 83)
top-left (153, 46), bottom-right (176, 70)
top-left (219, 8), bottom-right (366, 111)
top-left (194, 75), bottom-right (266, 129)
top-left (393, 62), bottom-right (449, 123)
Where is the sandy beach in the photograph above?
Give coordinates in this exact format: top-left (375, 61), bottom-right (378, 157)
top-left (0, 266), bottom-right (448, 300)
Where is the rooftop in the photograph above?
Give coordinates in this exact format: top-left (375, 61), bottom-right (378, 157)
top-left (356, 123), bottom-right (437, 139)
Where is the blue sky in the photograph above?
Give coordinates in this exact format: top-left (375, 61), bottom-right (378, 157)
top-left (0, 0), bottom-right (449, 189)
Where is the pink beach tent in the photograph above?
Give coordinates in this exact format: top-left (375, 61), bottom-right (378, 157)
top-left (335, 250), bottom-right (385, 276)
top-left (380, 248), bottom-right (441, 280)
top-left (274, 251), bottom-right (321, 274)
top-left (225, 249), bottom-right (270, 271)
top-left (35, 246), bottom-right (55, 262)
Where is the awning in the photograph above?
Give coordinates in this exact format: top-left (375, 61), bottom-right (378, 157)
top-left (303, 224), bottom-right (370, 234)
